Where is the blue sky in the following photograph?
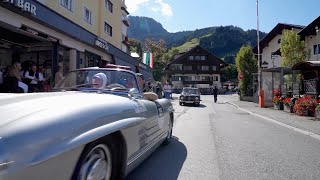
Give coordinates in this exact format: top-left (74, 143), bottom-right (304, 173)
top-left (127, 0), bottom-right (320, 33)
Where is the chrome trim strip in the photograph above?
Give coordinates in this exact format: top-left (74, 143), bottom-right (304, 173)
top-left (127, 131), bottom-right (167, 165)
top-left (0, 161), bottom-right (14, 171)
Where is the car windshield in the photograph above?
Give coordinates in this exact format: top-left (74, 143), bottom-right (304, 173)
top-left (55, 69), bottom-right (139, 92)
top-left (183, 88), bottom-right (199, 94)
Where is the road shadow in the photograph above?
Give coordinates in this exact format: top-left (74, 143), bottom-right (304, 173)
top-left (125, 137), bottom-right (187, 180)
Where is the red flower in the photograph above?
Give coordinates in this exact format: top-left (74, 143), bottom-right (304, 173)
top-left (282, 97), bottom-right (291, 105)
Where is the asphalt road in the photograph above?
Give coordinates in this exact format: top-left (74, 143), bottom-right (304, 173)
top-left (126, 95), bottom-right (320, 180)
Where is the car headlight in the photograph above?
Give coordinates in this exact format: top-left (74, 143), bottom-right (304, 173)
top-left (180, 96), bottom-right (184, 100)
top-left (195, 97), bottom-right (199, 101)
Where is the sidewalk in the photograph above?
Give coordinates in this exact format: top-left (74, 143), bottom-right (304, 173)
top-left (226, 98), bottom-right (320, 136)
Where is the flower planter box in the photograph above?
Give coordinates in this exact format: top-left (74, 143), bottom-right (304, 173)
top-left (274, 103), bottom-right (283, 110)
top-left (283, 104), bottom-right (293, 113)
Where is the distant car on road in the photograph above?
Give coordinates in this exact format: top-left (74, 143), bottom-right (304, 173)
top-left (179, 87), bottom-right (201, 106)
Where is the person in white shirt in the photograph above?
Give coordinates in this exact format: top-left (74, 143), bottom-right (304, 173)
top-left (25, 65), bottom-right (39, 92)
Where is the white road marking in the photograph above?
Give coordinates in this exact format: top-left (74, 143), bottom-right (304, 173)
top-left (226, 102), bottom-right (320, 141)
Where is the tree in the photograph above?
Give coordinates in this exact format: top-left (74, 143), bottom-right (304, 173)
top-left (280, 30), bottom-right (307, 67)
top-left (144, 39), bottom-right (167, 81)
top-left (129, 38), bottom-right (143, 58)
top-left (236, 45), bottom-right (257, 96)
top-left (221, 64), bottom-right (238, 82)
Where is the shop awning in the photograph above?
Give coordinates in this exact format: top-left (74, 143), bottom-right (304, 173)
top-left (292, 61), bottom-right (320, 70)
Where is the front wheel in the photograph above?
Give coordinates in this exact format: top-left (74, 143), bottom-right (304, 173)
top-left (72, 138), bottom-right (120, 180)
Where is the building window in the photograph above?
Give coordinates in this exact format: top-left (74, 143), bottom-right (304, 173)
top-left (60, 0), bottom-right (72, 11)
top-left (189, 56), bottom-right (194, 60)
top-left (201, 56), bottom-right (206, 60)
top-left (105, 0), bottom-right (113, 13)
top-left (170, 64), bottom-right (182, 71)
top-left (171, 76), bottom-right (181, 81)
top-left (278, 39), bottom-right (281, 44)
top-left (83, 7), bottom-right (92, 24)
top-left (213, 76), bottom-right (219, 81)
top-left (201, 66), bottom-right (209, 71)
top-left (104, 22), bottom-right (112, 36)
top-left (195, 56), bottom-right (201, 60)
top-left (183, 65), bottom-right (192, 71)
top-left (314, 44), bottom-right (320, 55)
top-left (212, 66), bottom-right (217, 71)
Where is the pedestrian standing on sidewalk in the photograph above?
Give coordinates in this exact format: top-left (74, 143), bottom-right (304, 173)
top-left (213, 86), bottom-right (218, 103)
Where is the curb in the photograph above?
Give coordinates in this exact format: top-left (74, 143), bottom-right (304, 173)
top-left (225, 102), bottom-right (320, 141)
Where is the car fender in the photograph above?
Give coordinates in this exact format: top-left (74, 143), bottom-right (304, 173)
top-left (30, 117), bottom-right (146, 166)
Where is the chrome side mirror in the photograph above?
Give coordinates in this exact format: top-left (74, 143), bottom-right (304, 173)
top-left (128, 88), bottom-right (142, 99)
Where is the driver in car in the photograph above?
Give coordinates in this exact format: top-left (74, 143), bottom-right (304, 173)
top-left (92, 73), bottom-right (107, 89)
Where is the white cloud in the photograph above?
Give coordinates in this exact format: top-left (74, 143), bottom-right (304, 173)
top-left (126, 0), bottom-right (173, 17)
top-left (155, 0), bottom-right (173, 17)
top-left (151, 7), bottom-right (160, 13)
top-left (126, 0), bottom-right (149, 13)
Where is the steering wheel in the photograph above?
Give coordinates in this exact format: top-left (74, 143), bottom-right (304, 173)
top-left (106, 83), bottom-right (127, 90)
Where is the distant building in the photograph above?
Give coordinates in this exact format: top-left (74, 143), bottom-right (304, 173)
top-left (253, 23), bottom-right (305, 69)
top-left (165, 45), bottom-right (227, 94)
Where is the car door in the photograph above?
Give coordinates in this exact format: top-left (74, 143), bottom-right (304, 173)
top-left (137, 99), bottom-right (165, 148)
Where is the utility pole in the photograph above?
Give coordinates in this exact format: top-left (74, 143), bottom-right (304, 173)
top-left (257, 0), bottom-right (261, 91)
top-left (257, 0), bottom-right (264, 107)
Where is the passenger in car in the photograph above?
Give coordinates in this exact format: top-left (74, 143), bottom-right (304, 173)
top-left (92, 73), bottom-right (107, 89)
top-left (136, 73), bottom-right (158, 101)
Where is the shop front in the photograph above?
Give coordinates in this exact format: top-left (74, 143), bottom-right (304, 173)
top-left (0, 0), bottom-right (152, 90)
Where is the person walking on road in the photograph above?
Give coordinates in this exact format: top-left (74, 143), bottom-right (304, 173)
top-left (213, 86), bottom-right (218, 103)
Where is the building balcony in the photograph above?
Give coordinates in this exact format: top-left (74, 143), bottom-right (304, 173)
top-left (182, 81), bottom-right (214, 85)
top-left (122, 16), bottom-right (130, 27)
top-left (167, 69), bottom-right (222, 74)
top-left (122, 35), bottom-right (130, 46)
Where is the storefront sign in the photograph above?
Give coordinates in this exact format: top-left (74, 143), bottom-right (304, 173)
top-left (3, 0), bottom-right (37, 15)
top-left (95, 37), bottom-right (109, 51)
top-left (139, 63), bottom-right (147, 69)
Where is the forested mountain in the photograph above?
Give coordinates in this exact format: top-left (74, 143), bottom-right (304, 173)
top-left (128, 16), bottom-right (266, 59)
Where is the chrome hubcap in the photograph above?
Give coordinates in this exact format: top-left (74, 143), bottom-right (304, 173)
top-left (79, 144), bottom-right (112, 180)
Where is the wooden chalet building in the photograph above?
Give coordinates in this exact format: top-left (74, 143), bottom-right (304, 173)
top-left (165, 45), bottom-right (227, 94)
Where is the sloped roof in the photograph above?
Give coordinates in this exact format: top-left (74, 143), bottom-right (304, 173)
top-left (165, 45), bottom-right (227, 70)
top-left (253, 23), bottom-right (305, 54)
top-left (299, 16), bottom-right (320, 39)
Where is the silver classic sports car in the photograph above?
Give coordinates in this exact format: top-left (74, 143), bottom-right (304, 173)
top-left (0, 67), bottom-right (174, 180)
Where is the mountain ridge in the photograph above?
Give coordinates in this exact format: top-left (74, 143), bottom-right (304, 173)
top-left (128, 16), bottom-right (267, 58)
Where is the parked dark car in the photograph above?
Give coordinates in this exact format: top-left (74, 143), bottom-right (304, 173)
top-left (179, 87), bottom-right (201, 106)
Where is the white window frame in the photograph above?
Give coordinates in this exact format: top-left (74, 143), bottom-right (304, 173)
top-left (83, 6), bottom-right (93, 25)
top-left (104, 22), bottom-right (112, 36)
top-left (105, 0), bottom-right (113, 13)
top-left (60, 0), bottom-right (73, 11)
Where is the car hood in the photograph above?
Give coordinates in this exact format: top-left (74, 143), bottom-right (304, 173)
top-left (0, 92), bottom-right (135, 137)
